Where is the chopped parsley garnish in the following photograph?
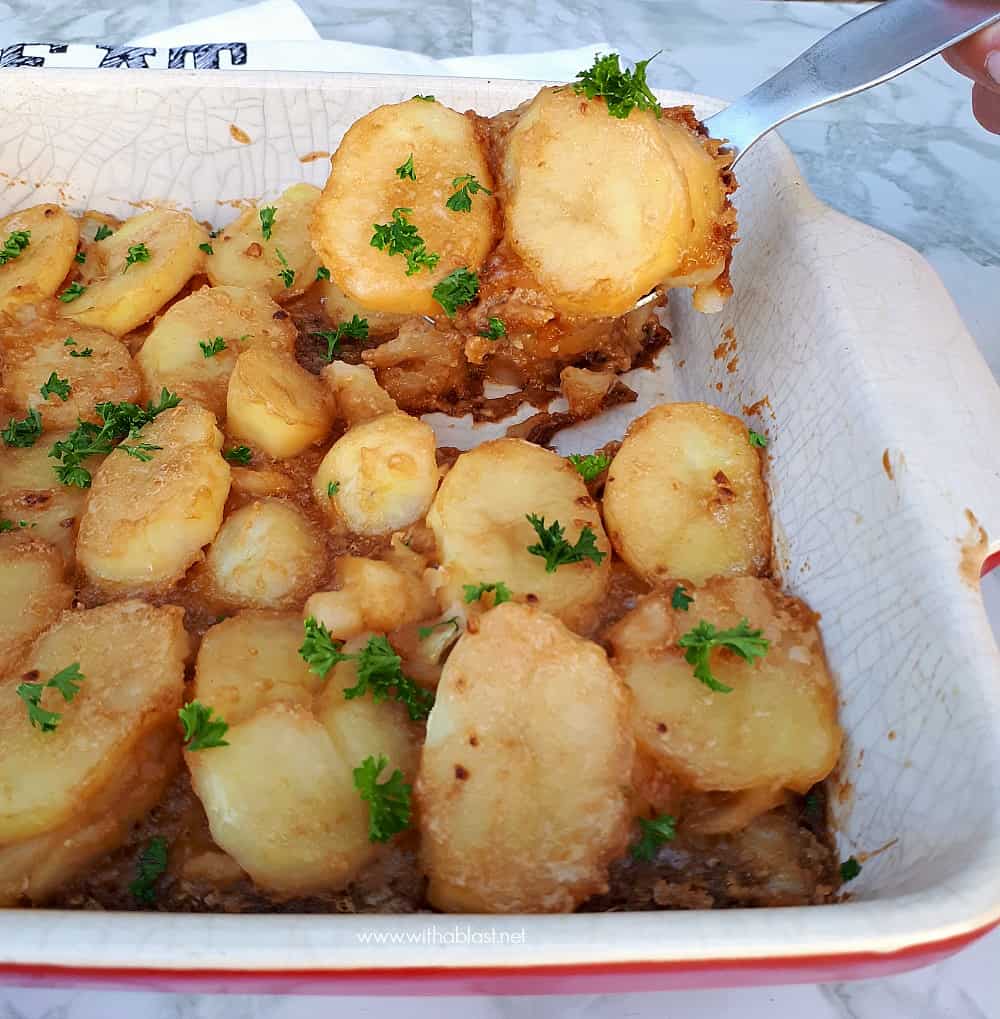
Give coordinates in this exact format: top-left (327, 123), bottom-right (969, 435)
top-left (74, 251), bottom-right (86, 264)
top-left (671, 585), bottom-right (693, 611)
top-left (312, 315), bottom-right (369, 362)
top-left (631, 814), bottom-right (677, 861)
top-left (40, 372), bottom-right (71, 402)
top-left (327, 481), bottom-right (340, 497)
top-left (370, 207), bottom-right (440, 277)
top-left (199, 336), bottom-right (227, 358)
top-left (0, 229), bottom-right (30, 265)
top-left (840, 856), bottom-right (862, 882)
top-left (316, 265), bottom-right (331, 282)
top-left (299, 616), bottom-right (351, 678)
top-left (64, 337), bottom-right (76, 346)
top-left (395, 153), bottom-right (416, 181)
top-left (122, 242), bottom-right (150, 272)
top-left (748, 429), bottom-right (768, 448)
top-left (353, 754), bottom-right (412, 843)
top-left (69, 348), bottom-right (93, 358)
top-left (462, 581), bottom-right (512, 606)
top-left (572, 51), bottom-right (662, 119)
top-left (129, 836), bottom-right (168, 904)
top-left (446, 174), bottom-right (492, 213)
top-left (259, 205), bottom-right (277, 240)
top-left (178, 700), bottom-right (229, 751)
top-left (275, 247), bottom-right (295, 288)
top-left (199, 242), bottom-right (214, 255)
top-left (16, 663), bottom-right (84, 732)
top-left (0, 519), bottom-right (32, 532)
top-left (412, 94), bottom-right (435, 102)
top-left (478, 317), bottom-right (506, 340)
top-left (526, 514), bottom-right (606, 573)
top-left (118, 441), bottom-right (162, 462)
top-left (93, 224), bottom-right (114, 241)
top-left (223, 445), bottom-right (252, 465)
top-left (677, 619), bottom-right (770, 694)
top-left (432, 267), bottom-right (478, 317)
top-left (567, 452), bottom-right (610, 482)
top-left (2, 407), bottom-right (42, 448)
top-left (58, 281), bottom-right (87, 302)
top-left (418, 617), bottom-right (460, 641)
top-left (48, 388), bottom-right (180, 488)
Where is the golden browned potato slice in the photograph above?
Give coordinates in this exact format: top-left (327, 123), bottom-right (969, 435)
top-left (607, 576), bottom-right (842, 796)
top-left (227, 348), bottom-right (333, 459)
top-left (313, 413), bottom-right (438, 536)
top-left (187, 634), bottom-right (419, 897)
top-left (77, 404), bottom-right (231, 592)
top-left (202, 500), bottom-right (325, 610)
top-left (426, 438), bottom-right (610, 632)
top-left (0, 539), bottom-right (72, 674)
top-left (304, 556), bottom-right (437, 641)
top-left (194, 611), bottom-right (325, 726)
top-left (417, 603), bottom-right (633, 913)
top-left (136, 286), bottom-right (297, 418)
top-left (500, 88), bottom-right (734, 317)
top-left (317, 276), bottom-right (408, 338)
top-left (62, 209), bottom-right (209, 336)
top-left (0, 318), bottom-right (140, 432)
top-left (229, 467), bottom-right (295, 498)
top-left (320, 362), bottom-right (398, 426)
top-left (206, 184), bottom-right (322, 302)
top-left (0, 204), bottom-right (79, 314)
top-left (603, 403), bottom-right (770, 586)
top-left (0, 601), bottom-right (187, 904)
top-left (312, 98), bottom-right (497, 316)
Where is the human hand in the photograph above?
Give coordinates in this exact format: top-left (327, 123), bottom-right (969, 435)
top-left (943, 23), bottom-right (1000, 134)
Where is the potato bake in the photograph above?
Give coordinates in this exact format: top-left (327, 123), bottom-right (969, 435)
top-left (0, 55), bottom-right (847, 915)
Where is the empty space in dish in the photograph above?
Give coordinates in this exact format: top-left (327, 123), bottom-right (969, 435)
top-left (1, 68), bottom-right (999, 976)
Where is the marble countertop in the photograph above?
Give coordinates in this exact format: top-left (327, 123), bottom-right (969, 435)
top-left (1, 1), bottom-right (998, 1017)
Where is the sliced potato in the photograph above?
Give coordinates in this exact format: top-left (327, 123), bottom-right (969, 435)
top-left (418, 603), bottom-right (633, 913)
top-left (193, 612), bottom-right (324, 726)
top-left (136, 285), bottom-right (297, 417)
top-left (229, 467), bottom-right (295, 498)
top-left (500, 88), bottom-right (734, 317)
top-left (320, 361), bottom-right (399, 426)
top-left (603, 403), bottom-right (770, 586)
top-left (0, 539), bottom-right (73, 674)
top-left (304, 556), bottom-right (437, 641)
top-left (62, 209), bottom-right (208, 335)
top-left (0, 205), bottom-right (79, 314)
top-left (203, 500), bottom-right (325, 610)
top-left (313, 413), bottom-right (438, 536)
top-left (312, 99), bottom-right (497, 316)
top-left (426, 438), bottom-right (610, 632)
top-left (0, 318), bottom-right (140, 431)
top-left (607, 576), bottom-right (842, 795)
top-left (317, 276), bottom-right (408, 338)
top-left (227, 348), bottom-right (333, 459)
top-left (206, 184), bottom-right (322, 302)
top-left (0, 601), bottom-right (187, 904)
top-left (77, 404), bottom-right (231, 592)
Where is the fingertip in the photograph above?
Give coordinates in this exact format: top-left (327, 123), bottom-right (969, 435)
top-left (972, 83), bottom-right (1000, 134)
top-left (946, 23), bottom-right (1000, 87)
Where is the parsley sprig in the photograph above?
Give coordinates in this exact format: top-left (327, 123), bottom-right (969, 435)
top-left (93, 224), bottom-right (114, 241)
top-left (395, 153), bottom-right (416, 181)
top-left (677, 619), bottom-right (770, 693)
top-left (446, 174), bottom-right (492, 213)
top-left (275, 247), bottom-right (295, 288)
top-left (631, 813), bottom-right (677, 861)
top-left (840, 856), bottom-right (862, 882)
top-left (353, 754), bottom-right (412, 843)
top-left (178, 701), bottom-right (229, 751)
top-left (567, 452), bottom-right (610, 482)
top-left (40, 372), bottom-right (71, 402)
top-left (312, 315), bottom-right (369, 362)
top-left (526, 514), bottom-right (606, 573)
top-left (200, 337), bottom-right (227, 358)
top-left (58, 281), bottom-right (87, 303)
top-left (16, 663), bottom-right (84, 732)
top-left (223, 445), bottom-right (252, 465)
top-left (432, 267), bottom-right (478, 317)
top-left (123, 243), bottom-right (151, 272)
top-left (370, 207), bottom-right (440, 276)
top-left (316, 266), bottom-right (331, 282)
top-left (478, 317), bottom-right (506, 340)
top-left (671, 585), bottom-right (693, 611)
top-left (2, 407), bottom-right (42, 448)
top-left (0, 519), bottom-right (33, 532)
top-left (0, 229), bottom-right (30, 265)
top-left (463, 581), bottom-right (511, 606)
top-left (48, 388), bottom-right (180, 488)
top-left (259, 205), bottom-right (277, 240)
top-left (748, 429), bottom-right (768, 448)
top-left (129, 836), bottom-right (169, 904)
top-left (572, 51), bottom-right (662, 119)
top-left (417, 617), bottom-right (460, 641)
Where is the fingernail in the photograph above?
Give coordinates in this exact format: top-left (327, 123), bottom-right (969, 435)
top-left (987, 51), bottom-right (1000, 86)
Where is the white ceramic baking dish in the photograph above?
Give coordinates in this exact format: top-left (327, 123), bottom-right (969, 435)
top-left (1, 68), bottom-right (999, 995)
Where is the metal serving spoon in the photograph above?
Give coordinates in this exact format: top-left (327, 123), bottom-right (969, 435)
top-left (627, 0), bottom-right (1000, 312)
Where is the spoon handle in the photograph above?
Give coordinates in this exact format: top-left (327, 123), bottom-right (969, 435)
top-left (706, 0), bottom-right (1000, 165)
